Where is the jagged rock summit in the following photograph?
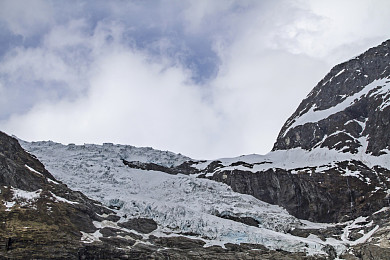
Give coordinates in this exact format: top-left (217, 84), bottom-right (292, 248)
top-left (274, 39), bottom-right (390, 154)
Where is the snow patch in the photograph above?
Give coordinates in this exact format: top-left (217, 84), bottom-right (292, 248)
top-left (343, 168), bottom-right (363, 179)
top-left (81, 230), bottom-right (102, 243)
top-left (207, 142), bottom-right (390, 173)
top-left (341, 216), bottom-right (379, 246)
top-left (12, 187), bottom-right (41, 201)
top-left (25, 165), bottom-right (43, 176)
top-left (4, 201), bottom-right (16, 211)
top-left (47, 178), bottom-right (60, 185)
top-left (50, 192), bottom-right (79, 205)
top-left (373, 207), bottom-right (390, 215)
top-left (284, 78), bottom-right (389, 136)
top-left (334, 69), bottom-right (345, 78)
top-left (7, 187), bottom-right (42, 208)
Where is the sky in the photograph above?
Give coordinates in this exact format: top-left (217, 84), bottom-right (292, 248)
top-left (0, 0), bottom-right (389, 160)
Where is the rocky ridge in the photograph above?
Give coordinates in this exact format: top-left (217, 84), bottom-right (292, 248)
top-left (274, 39), bottom-right (390, 154)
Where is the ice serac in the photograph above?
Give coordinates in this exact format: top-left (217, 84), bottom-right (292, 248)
top-left (273, 39), bottom-right (390, 154)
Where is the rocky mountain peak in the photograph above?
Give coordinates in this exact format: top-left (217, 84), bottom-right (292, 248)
top-left (273, 39), bottom-right (390, 155)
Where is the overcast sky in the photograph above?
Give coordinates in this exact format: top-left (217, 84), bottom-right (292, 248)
top-left (0, 0), bottom-right (389, 159)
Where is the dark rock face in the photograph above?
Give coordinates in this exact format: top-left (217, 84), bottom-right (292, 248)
top-left (273, 39), bottom-right (390, 154)
top-left (118, 218), bottom-right (158, 234)
top-left (100, 227), bottom-right (143, 240)
top-left (122, 159), bottom-right (200, 175)
top-left (0, 132), bottom-right (57, 191)
top-left (208, 161), bottom-right (390, 222)
top-left (217, 213), bottom-right (260, 227)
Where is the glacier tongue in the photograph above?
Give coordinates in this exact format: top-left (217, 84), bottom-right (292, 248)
top-left (20, 140), bottom-right (346, 255)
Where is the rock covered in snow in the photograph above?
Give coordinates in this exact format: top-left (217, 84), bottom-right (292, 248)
top-left (273, 39), bottom-right (390, 155)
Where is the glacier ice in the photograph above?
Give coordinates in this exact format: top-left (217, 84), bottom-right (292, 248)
top-left (20, 140), bottom-right (354, 256)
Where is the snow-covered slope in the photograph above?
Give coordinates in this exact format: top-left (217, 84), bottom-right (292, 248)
top-left (21, 140), bottom-right (354, 256)
top-left (283, 78), bottom-right (390, 136)
top-left (194, 144), bottom-right (390, 177)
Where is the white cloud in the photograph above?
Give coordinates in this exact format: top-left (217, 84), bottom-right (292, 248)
top-left (42, 19), bottom-right (88, 50)
top-left (180, 0), bottom-right (240, 34)
top-left (0, 47), bottom-right (77, 84)
top-left (0, 82), bottom-right (5, 106)
top-left (268, 0), bottom-right (390, 63)
top-left (1, 23), bottom-right (224, 158)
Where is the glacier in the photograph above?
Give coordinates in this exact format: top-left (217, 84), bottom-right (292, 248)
top-left (20, 140), bottom-right (366, 256)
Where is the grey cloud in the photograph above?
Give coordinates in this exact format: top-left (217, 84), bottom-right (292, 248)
top-left (0, 0), bottom-right (54, 37)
